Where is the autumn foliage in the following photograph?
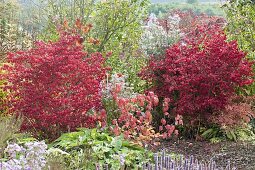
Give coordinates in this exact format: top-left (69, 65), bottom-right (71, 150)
top-left (209, 96), bottom-right (255, 128)
top-left (2, 32), bottom-right (107, 139)
top-left (141, 25), bottom-right (253, 119)
top-left (98, 74), bottom-right (180, 146)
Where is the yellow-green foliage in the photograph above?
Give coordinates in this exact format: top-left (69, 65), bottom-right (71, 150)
top-left (0, 81), bottom-right (6, 115)
top-left (0, 66), bottom-right (7, 115)
top-left (0, 0), bottom-right (20, 22)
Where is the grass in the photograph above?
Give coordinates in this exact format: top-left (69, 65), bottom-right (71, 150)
top-left (0, 114), bottom-right (22, 157)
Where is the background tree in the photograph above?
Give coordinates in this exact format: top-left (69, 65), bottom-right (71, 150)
top-left (223, 0), bottom-right (255, 57)
top-left (223, 0), bottom-right (255, 95)
top-left (0, 0), bottom-right (33, 60)
top-left (92, 0), bottom-right (149, 92)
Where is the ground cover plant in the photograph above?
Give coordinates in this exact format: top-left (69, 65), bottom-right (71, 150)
top-left (0, 0), bottom-right (255, 169)
top-left (50, 128), bottom-right (153, 169)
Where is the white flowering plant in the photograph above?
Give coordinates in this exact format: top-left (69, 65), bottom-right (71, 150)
top-left (0, 141), bottom-right (47, 170)
top-left (140, 13), bottom-right (181, 56)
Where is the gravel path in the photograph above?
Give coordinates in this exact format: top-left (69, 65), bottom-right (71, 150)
top-left (154, 140), bottom-right (255, 170)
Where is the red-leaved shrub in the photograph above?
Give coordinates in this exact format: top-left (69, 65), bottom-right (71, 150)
top-left (2, 33), bottom-right (107, 139)
top-left (141, 25), bottom-right (253, 119)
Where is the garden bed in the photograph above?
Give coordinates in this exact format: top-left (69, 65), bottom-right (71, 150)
top-left (156, 140), bottom-right (255, 170)
top-left (1, 0), bottom-right (255, 169)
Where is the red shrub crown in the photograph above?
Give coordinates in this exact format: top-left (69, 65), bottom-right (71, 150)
top-left (2, 33), bottom-right (107, 138)
top-left (141, 26), bottom-right (253, 117)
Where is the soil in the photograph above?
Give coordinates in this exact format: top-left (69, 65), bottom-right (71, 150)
top-left (154, 140), bottom-right (255, 170)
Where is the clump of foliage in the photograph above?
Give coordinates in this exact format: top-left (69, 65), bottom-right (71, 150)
top-left (0, 22), bottom-right (33, 60)
top-left (141, 23), bottom-right (253, 128)
top-left (199, 95), bottom-right (255, 142)
top-left (209, 96), bottom-right (254, 128)
top-left (102, 73), bottom-right (137, 99)
top-left (200, 124), bottom-right (255, 143)
top-left (91, 0), bottom-right (149, 93)
top-left (51, 128), bottom-right (153, 169)
top-left (140, 10), bottom-right (255, 142)
top-left (108, 91), bottom-right (161, 146)
top-left (140, 10), bottom-right (226, 58)
top-left (0, 1), bottom-right (33, 115)
top-left (101, 73), bottom-right (180, 146)
top-left (2, 31), bottom-right (107, 140)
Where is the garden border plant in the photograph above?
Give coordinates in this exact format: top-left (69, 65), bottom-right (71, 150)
top-left (141, 20), bottom-right (254, 139)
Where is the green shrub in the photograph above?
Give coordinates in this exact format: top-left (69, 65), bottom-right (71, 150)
top-left (50, 128), bottom-right (153, 169)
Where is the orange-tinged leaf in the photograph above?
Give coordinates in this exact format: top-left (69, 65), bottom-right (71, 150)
top-left (82, 26), bottom-right (90, 33)
top-left (75, 41), bottom-right (81, 47)
top-left (94, 39), bottom-right (100, 45)
top-left (75, 18), bottom-right (82, 29)
top-left (88, 37), bottom-right (95, 43)
top-left (63, 19), bottom-right (69, 29)
top-left (88, 38), bottom-right (100, 45)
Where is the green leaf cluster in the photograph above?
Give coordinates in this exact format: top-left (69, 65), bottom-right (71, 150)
top-left (50, 128), bottom-right (153, 169)
top-left (200, 125), bottom-right (255, 143)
